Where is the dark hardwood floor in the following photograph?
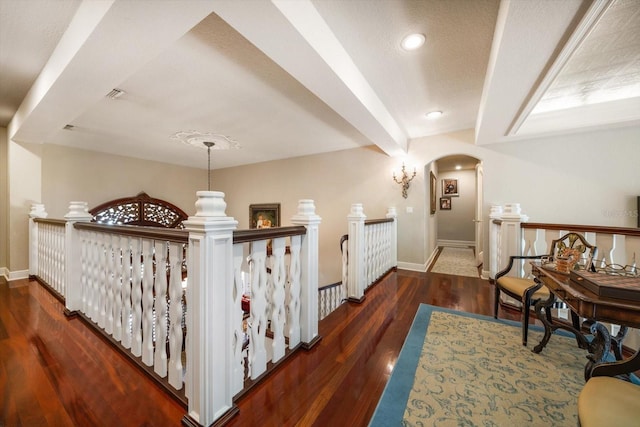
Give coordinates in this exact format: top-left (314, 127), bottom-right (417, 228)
top-left (1, 270), bottom-right (522, 427)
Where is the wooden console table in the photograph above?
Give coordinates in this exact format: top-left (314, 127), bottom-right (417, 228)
top-left (531, 262), bottom-right (640, 380)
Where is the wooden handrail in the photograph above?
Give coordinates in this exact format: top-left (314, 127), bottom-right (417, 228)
top-left (33, 218), bottom-right (66, 225)
top-left (74, 222), bottom-right (189, 243)
top-left (365, 218), bottom-right (394, 225)
top-left (521, 222), bottom-right (640, 237)
top-left (318, 281), bottom-right (342, 292)
top-left (233, 226), bottom-right (307, 244)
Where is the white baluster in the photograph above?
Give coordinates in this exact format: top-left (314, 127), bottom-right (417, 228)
top-left (131, 237), bottom-right (143, 357)
top-left (249, 239), bottom-right (268, 379)
top-left (121, 236), bottom-right (133, 349)
top-left (168, 242), bottom-right (184, 390)
top-left (153, 241), bottom-right (169, 376)
top-left (287, 235), bottom-right (301, 348)
top-left (97, 233), bottom-right (107, 328)
top-left (89, 231), bottom-right (100, 321)
top-left (270, 237), bottom-right (286, 363)
top-left (610, 234), bottom-right (626, 266)
top-left (104, 234), bottom-right (115, 335)
top-left (80, 230), bottom-right (90, 314)
top-left (231, 243), bottom-right (245, 394)
top-left (142, 239), bottom-right (155, 366)
top-left (113, 237), bottom-right (125, 343)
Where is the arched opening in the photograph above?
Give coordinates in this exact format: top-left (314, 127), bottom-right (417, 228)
top-left (426, 154), bottom-right (483, 276)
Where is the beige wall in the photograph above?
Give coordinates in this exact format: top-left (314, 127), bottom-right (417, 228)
top-left (8, 140), bottom-right (42, 274)
top-left (437, 169), bottom-right (476, 242)
top-left (409, 126), bottom-right (640, 272)
top-left (211, 146), bottom-right (415, 285)
top-left (0, 128), bottom-right (7, 274)
top-left (5, 124), bottom-right (640, 284)
top-left (41, 144), bottom-right (207, 218)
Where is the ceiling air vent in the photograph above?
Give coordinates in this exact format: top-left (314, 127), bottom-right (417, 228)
top-left (63, 124), bottom-right (74, 130)
top-left (106, 88), bottom-right (125, 99)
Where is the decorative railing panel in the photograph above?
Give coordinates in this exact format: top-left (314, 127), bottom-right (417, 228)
top-left (32, 219), bottom-right (66, 297)
top-left (318, 282), bottom-right (344, 320)
top-left (345, 204), bottom-right (397, 302)
top-left (364, 219), bottom-right (394, 290)
top-left (29, 196), bottom-right (322, 426)
top-left (75, 223), bottom-right (188, 393)
top-left (230, 227), bottom-right (306, 390)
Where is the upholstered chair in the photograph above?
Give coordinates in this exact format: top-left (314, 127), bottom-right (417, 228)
top-left (578, 376), bottom-right (640, 426)
top-left (493, 232), bottom-right (597, 346)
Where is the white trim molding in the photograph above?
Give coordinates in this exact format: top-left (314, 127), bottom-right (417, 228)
top-left (436, 239), bottom-right (475, 248)
top-left (7, 269), bottom-right (29, 281)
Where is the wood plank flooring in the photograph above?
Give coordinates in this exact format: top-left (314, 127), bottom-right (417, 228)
top-left (1, 270), bottom-right (522, 426)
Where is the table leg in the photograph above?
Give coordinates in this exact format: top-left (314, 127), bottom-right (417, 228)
top-left (532, 291), bottom-right (592, 354)
top-left (532, 291), bottom-right (556, 354)
top-left (584, 322), bottom-right (611, 381)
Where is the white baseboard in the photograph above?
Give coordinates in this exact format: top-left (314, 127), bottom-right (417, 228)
top-left (481, 269), bottom-right (491, 280)
top-left (437, 239), bottom-right (474, 248)
top-left (0, 267), bottom-right (7, 281)
top-left (397, 261), bottom-right (428, 272)
top-left (7, 269), bottom-right (29, 281)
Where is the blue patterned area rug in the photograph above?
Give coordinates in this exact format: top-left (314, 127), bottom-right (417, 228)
top-left (369, 305), bottom-right (585, 426)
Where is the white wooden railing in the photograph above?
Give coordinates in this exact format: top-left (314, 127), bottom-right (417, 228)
top-left (489, 203), bottom-right (640, 350)
top-left (29, 192), bottom-right (322, 427)
top-left (345, 204), bottom-right (397, 302)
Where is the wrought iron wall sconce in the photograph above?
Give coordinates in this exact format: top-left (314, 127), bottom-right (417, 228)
top-left (393, 163), bottom-right (417, 198)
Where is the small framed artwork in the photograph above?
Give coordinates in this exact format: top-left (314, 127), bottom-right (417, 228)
top-left (430, 171), bottom-right (437, 215)
top-left (440, 197), bottom-right (451, 210)
top-left (442, 178), bottom-right (459, 196)
top-left (249, 203), bottom-right (281, 228)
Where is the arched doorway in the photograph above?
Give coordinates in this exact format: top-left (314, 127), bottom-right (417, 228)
top-left (428, 154), bottom-right (483, 270)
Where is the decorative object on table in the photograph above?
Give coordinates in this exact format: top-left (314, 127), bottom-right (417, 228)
top-left (249, 203), bottom-right (280, 229)
top-left (393, 163), bottom-right (417, 198)
top-left (442, 178), bottom-right (458, 196)
top-left (429, 171), bottom-right (437, 214)
top-left (570, 268), bottom-right (640, 302)
top-left (439, 197), bottom-right (451, 210)
top-left (556, 247), bottom-right (582, 273)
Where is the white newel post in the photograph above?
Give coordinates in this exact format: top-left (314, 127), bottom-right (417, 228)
top-left (386, 207), bottom-right (398, 268)
top-left (28, 203), bottom-right (48, 276)
top-left (182, 191), bottom-right (238, 427)
top-left (488, 205), bottom-right (504, 279)
top-left (498, 203), bottom-right (529, 279)
top-left (347, 203), bottom-right (366, 302)
top-left (291, 199), bottom-right (322, 348)
top-left (64, 202), bottom-right (93, 314)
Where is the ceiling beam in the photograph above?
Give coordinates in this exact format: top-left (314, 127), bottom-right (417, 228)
top-left (9, 0), bottom-right (217, 143)
top-left (475, 0), bottom-right (590, 145)
top-left (211, 0), bottom-right (407, 157)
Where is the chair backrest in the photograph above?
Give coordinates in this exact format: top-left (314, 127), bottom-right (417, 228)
top-left (549, 232), bottom-right (598, 270)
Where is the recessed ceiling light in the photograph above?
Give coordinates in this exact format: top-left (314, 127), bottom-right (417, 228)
top-left (425, 111), bottom-right (443, 119)
top-left (401, 33), bottom-right (425, 51)
top-left (455, 165), bottom-right (462, 170)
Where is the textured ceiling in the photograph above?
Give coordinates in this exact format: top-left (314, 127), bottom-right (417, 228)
top-left (533, 0), bottom-right (640, 114)
top-left (1, 0), bottom-right (638, 169)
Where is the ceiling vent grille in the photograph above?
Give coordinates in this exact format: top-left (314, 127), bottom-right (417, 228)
top-left (106, 88), bottom-right (125, 99)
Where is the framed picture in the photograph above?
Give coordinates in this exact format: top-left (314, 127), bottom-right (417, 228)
top-left (250, 203), bottom-right (281, 229)
top-left (430, 171), bottom-right (437, 215)
top-left (442, 178), bottom-right (459, 196)
top-left (440, 197), bottom-right (451, 210)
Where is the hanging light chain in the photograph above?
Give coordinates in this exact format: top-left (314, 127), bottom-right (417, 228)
top-left (203, 141), bottom-right (215, 191)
